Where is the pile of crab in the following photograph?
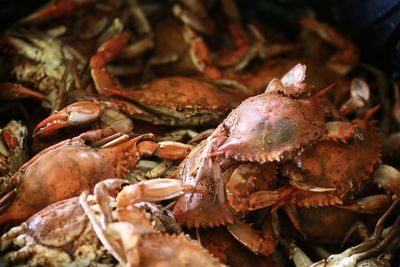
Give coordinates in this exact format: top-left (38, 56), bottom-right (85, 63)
top-left (1, 0), bottom-right (400, 266)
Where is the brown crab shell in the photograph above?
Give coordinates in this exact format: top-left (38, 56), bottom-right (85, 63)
top-left (213, 92), bottom-right (325, 163)
top-left (290, 118), bottom-right (382, 207)
top-left (103, 77), bottom-right (242, 115)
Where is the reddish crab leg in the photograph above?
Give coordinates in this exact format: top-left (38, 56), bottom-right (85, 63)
top-left (21, 0), bottom-right (96, 24)
top-left (90, 33), bottom-right (132, 93)
top-left (0, 83), bottom-right (46, 101)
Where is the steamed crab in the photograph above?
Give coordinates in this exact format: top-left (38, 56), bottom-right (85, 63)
top-left (168, 64), bottom-right (359, 255)
top-left (181, 63), bottom-right (356, 205)
top-left (33, 76), bottom-right (240, 140)
top-left (278, 107), bottom-right (400, 239)
top-left (0, 197), bottom-right (113, 266)
top-left (0, 177), bottom-right (217, 267)
top-left (0, 131), bottom-right (192, 225)
top-left (2, 31), bottom-right (85, 109)
top-left (32, 32), bottom-right (244, 140)
top-left (2, 0), bottom-right (154, 111)
top-left (80, 179), bottom-right (224, 267)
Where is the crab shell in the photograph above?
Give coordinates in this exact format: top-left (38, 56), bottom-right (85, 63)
top-left (103, 77), bottom-right (244, 127)
top-left (0, 197), bottom-right (110, 266)
top-left (213, 91), bottom-right (325, 163)
top-left (289, 117), bottom-right (382, 207)
top-left (0, 135), bottom-right (141, 225)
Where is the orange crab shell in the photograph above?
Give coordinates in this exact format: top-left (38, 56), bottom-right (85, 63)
top-left (289, 116), bottom-right (382, 207)
top-left (0, 135), bottom-right (141, 225)
top-left (213, 92), bottom-right (325, 163)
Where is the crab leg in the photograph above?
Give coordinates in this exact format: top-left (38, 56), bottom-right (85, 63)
top-left (0, 223), bottom-right (27, 251)
top-left (175, 0), bottom-right (215, 35)
top-left (337, 195), bottom-right (392, 214)
top-left (91, 33), bottom-right (132, 93)
top-left (227, 219), bottom-right (277, 256)
top-left (91, 1), bottom-right (154, 94)
top-left (137, 140), bottom-right (193, 160)
top-left (119, 0), bottom-right (154, 59)
top-left (0, 245), bottom-right (34, 264)
top-left (33, 101), bottom-right (102, 137)
top-left (19, 0), bottom-right (96, 24)
top-left (341, 221), bottom-right (370, 247)
top-left (315, 200), bottom-right (400, 266)
top-left (0, 83), bottom-right (46, 100)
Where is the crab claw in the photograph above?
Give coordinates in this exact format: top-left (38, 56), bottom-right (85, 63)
top-left (33, 101), bottom-right (101, 137)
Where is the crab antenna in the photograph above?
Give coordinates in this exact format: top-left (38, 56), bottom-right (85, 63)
top-left (312, 83), bottom-right (335, 99)
top-left (364, 105), bottom-right (380, 121)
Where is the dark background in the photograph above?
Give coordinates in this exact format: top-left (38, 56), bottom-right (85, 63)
top-left (1, 0), bottom-right (399, 81)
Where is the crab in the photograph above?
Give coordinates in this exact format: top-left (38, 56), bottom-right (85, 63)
top-left (287, 199), bottom-right (400, 267)
top-left (33, 76), bottom-right (241, 140)
top-left (0, 131), bottom-right (192, 226)
top-left (0, 83), bottom-right (46, 101)
top-left (190, 63), bottom-right (356, 197)
top-left (32, 33), bottom-right (244, 140)
top-left (282, 107), bottom-right (383, 208)
top-left (0, 197), bottom-right (113, 266)
top-left (275, 107), bottom-right (400, 251)
top-left (169, 64), bottom-right (358, 255)
top-left (171, 139), bottom-right (288, 256)
top-left (79, 178), bottom-right (224, 267)
top-left (0, 121), bottom-right (29, 206)
top-left (3, 0), bottom-right (155, 111)
top-left (3, 31), bottom-right (86, 109)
